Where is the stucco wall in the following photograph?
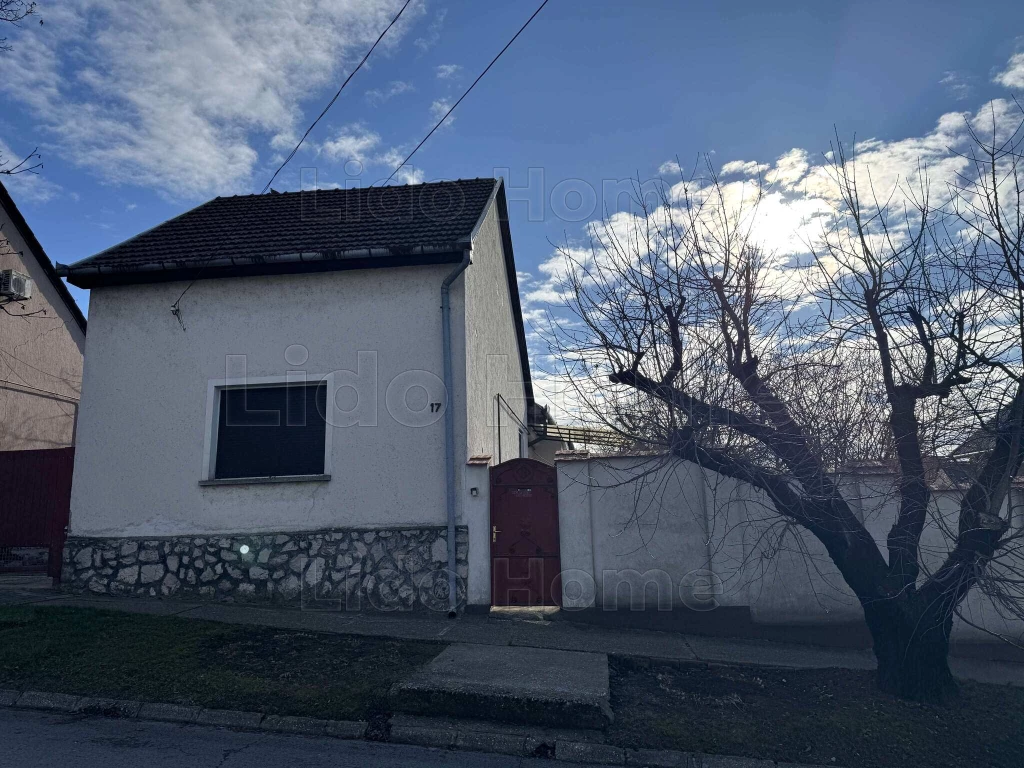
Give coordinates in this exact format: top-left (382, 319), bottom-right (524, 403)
top-left (529, 435), bottom-right (565, 466)
top-left (70, 264), bottom-right (468, 538)
top-left (463, 202), bottom-right (528, 465)
top-left (463, 460), bottom-right (492, 607)
top-left (556, 454), bottom-right (1024, 644)
top-left (0, 204), bottom-right (84, 451)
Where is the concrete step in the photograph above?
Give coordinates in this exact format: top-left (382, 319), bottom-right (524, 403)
top-left (388, 643), bottom-right (613, 730)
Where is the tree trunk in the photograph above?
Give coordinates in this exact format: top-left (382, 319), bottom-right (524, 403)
top-left (863, 601), bottom-right (957, 701)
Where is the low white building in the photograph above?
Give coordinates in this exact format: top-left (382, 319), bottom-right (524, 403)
top-left (57, 178), bottom-right (554, 611)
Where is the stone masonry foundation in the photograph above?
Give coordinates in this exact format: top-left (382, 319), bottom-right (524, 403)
top-left (62, 526), bottom-right (468, 612)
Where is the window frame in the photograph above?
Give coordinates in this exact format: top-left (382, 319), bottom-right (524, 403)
top-left (200, 372), bottom-right (335, 485)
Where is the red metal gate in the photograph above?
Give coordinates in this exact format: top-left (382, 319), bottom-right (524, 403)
top-left (490, 458), bottom-right (561, 606)
top-left (0, 448), bottom-right (74, 578)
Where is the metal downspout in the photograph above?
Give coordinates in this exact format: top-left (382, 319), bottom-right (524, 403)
top-left (441, 248), bottom-right (471, 617)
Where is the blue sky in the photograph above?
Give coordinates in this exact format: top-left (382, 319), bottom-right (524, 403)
top-left (2, 0), bottom-right (1024, 391)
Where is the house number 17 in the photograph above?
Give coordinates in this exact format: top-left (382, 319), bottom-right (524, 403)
top-left (430, 402), bottom-right (443, 413)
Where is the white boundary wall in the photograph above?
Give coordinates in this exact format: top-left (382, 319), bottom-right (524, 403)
top-left (555, 453), bottom-right (1024, 645)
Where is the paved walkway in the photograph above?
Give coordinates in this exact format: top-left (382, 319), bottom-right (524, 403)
top-left (2, 572), bottom-right (1021, 687)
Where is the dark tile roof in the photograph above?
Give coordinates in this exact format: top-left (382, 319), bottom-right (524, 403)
top-left (59, 178), bottom-right (499, 277)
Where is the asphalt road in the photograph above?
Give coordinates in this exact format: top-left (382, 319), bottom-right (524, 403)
top-left (0, 709), bottom-right (586, 768)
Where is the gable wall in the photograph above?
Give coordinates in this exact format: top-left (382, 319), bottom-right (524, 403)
top-left (463, 201), bottom-right (528, 465)
top-left (0, 205), bottom-right (85, 451)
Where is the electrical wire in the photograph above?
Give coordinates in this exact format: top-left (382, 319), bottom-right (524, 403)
top-left (259, 0), bottom-right (415, 196)
top-left (379, 0), bottom-right (551, 186)
top-left (169, 0), bottom-right (415, 326)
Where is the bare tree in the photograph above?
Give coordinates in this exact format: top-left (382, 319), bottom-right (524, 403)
top-left (547, 109), bottom-right (1024, 701)
top-left (0, 1), bottom-right (40, 175)
top-left (0, 148), bottom-right (41, 176)
top-left (0, 0), bottom-right (36, 53)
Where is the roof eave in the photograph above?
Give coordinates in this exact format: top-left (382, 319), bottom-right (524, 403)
top-left (57, 246), bottom-right (470, 289)
top-left (55, 242), bottom-right (472, 284)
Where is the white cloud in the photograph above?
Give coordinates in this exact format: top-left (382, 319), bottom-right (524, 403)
top-left (392, 166), bottom-right (425, 185)
top-left (369, 146), bottom-right (422, 183)
top-left (994, 52), bottom-right (1024, 89)
top-left (322, 124), bottom-right (381, 162)
top-left (374, 147), bottom-right (406, 168)
top-left (521, 88), bottom-right (1023, 352)
top-left (720, 159), bottom-right (770, 177)
top-left (365, 80), bottom-right (414, 106)
top-left (940, 70), bottom-right (972, 101)
top-left (658, 160), bottom-right (683, 176)
top-left (430, 98), bottom-right (455, 126)
top-left (435, 64), bottom-right (462, 79)
top-left (767, 148), bottom-right (811, 189)
top-left (415, 8), bottom-right (446, 52)
top-left (0, 0), bottom-right (425, 200)
top-left (319, 130), bottom-right (423, 184)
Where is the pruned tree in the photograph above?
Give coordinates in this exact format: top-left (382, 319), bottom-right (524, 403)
top-left (547, 107), bottom-right (1024, 701)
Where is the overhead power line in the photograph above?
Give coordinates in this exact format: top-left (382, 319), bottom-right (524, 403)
top-left (170, 0), bottom-right (414, 327)
top-left (379, 0), bottom-right (551, 186)
top-left (260, 0), bottom-right (415, 195)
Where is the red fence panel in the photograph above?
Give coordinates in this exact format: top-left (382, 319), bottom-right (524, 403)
top-left (0, 447), bottom-right (74, 578)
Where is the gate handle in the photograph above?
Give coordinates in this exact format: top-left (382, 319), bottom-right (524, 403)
top-left (492, 525), bottom-right (501, 543)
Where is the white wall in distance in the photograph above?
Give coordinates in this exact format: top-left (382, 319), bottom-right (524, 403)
top-left (556, 454), bottom-right (1024, 644)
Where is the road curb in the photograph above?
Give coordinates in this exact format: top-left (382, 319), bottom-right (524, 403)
top-left (74, 697), bottom-right (143, 718)
top-left (556, 740), bottom-right (625, 764)
top-left (15, 691), bottom-right (82, 712)
top-left (137, 702), bottom-right (202, 724)
top-left (3, 690), bottom-right (367, 743)
top-left (195, 708), bottom-right (264, 729)
top-left (0, 691), bottom-right (828, 768)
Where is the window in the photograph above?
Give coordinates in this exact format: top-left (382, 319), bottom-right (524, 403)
top-left (212, 382), bottom-right (328, 480)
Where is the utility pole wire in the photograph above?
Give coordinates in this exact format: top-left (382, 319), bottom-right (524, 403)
top-left (379, 0), bottom-right (551, 186)
top-left (259, 0), bottom-right (414, 196)
top-left (170, 0), bottom-right (415, 328)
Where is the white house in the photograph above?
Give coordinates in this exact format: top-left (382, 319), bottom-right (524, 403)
top-left (56, 178), bottom-right (556, 612)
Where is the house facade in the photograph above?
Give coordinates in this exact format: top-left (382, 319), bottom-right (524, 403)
top-left (57, 179), bottom-right (537, 610)
top-left (0, 180), bottom-right (86, 571)
top-left (0, 180), bottom-right (86, 451)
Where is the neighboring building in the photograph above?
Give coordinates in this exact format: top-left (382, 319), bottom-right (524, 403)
top-left (0, 180), bottom-right (86, 450)
top-left (56, 179), bottom-right (537, 610)
top-left (0, 179), bottom-right (86, 571)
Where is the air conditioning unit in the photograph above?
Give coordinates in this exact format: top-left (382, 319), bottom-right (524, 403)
top-left (0, 270), bottom-right (32, 301)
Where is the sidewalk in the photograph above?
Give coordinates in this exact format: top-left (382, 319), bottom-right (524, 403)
top-left (2, 572), bottom-right (1021, 687)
